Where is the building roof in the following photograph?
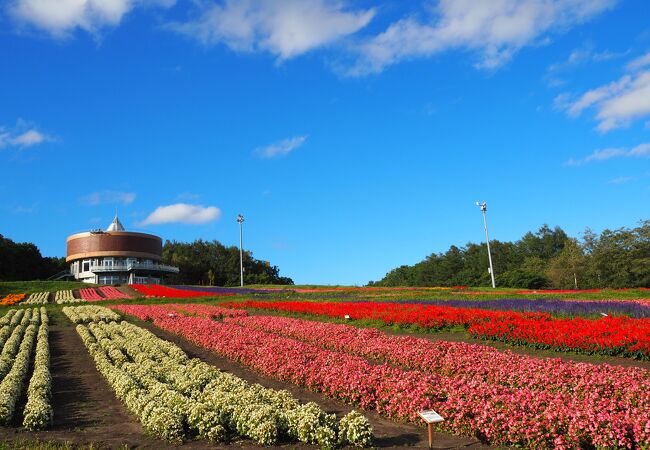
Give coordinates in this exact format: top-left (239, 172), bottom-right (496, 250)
top-left (106, 215), bottom-right (125, 232)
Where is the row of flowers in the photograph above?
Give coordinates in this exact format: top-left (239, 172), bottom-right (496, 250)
top-left (0, 294), bottom-right (26, 306)
top-left (129, 284), bottom-right (235, 299)
top-left (68, 308), bottom-right (372, 447)
top-left (0, 309), bottom-right (38, 381)
top-left (54, 290), bottom-right (83, 304)
top-left (226, 300), bottom-right (650, 359)
top-left (23, 308), bottom-right (52, 430)
top-left (122, 303), bottom-right (249, 320)
top-left (99, 286), bottom-right (132, 300)
top-left (63, 305), bottom-right (121, 324)
top-left (387, 297), bottom-right (650, 317)
top-left (0, 307), bottom-right (49, 428)
top-left (79, 288), bottom-right (104, 301)
top-left (23, 292), bottom-right (50, 305)
top-left (113, 304), bottom-right (650, 449)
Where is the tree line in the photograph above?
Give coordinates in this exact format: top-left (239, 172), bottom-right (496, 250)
top-left (369, 221), bottom-right (650, 289)
top-left (162, 239), bottom-right (293, 286)
top-left (0, 234), bottom-right (67, 281)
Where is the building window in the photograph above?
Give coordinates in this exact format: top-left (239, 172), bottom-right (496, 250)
top-left (98, 275), bottom-right (126, 285)
top-left (82, 259), bottom-right (90, 272)
top-left (104, 257), bottom-right (114, 268)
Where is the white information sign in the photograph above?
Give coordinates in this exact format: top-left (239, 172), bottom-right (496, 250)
top-left (418, 410), bottom-right (444, 424)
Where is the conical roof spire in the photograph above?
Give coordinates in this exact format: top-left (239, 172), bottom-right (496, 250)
top-left (106, 214), bottom-right (125, 232)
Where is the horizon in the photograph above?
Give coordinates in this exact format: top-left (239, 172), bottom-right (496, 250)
top-left (1, 0), bottom-right (650, 285)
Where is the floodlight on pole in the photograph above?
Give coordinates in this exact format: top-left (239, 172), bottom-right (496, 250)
top-left (237, 214), bottom-right (245, 287)
top-left (476, 201), bottom-right (496, 289)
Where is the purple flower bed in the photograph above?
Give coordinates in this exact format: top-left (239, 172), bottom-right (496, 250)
top-left (351, 298), bottom-right (650, 318)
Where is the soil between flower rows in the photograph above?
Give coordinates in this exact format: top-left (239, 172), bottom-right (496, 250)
top-left (0, 322), bottom-right (497, 449)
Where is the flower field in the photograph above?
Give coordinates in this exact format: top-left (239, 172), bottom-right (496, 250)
top-left (2, 280), bottom-right (650, 449)
top-left (66, 305), bottom-right (373, 447)
top-left (112, 303), bottom-right (650, 449)
top-left (227, 300), bottom-right (650, 359)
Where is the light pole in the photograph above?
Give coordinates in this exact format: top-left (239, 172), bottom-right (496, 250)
top-left (237, 214), bottom-right (245, 287)
top-left (476, 202), bottom-right (496, 289)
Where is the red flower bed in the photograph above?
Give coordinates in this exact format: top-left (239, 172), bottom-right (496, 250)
top-left (225, 300), bottom-right (650, 358)
top-left (223, 300), bottom-right (550, 328)
top-left (111, 304), bottom-right (650, 449)
top-left (98, 286), bottom-right (132, 300)
top-left (78, 288), bottom-right (103, 301)
top-left (129, 284), bottom-right (235, 298)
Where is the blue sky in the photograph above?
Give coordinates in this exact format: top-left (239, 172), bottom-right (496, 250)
top-left (1, 0), bottom-right (649, 285)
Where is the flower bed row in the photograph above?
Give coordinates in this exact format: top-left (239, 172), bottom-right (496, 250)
top-left (55, 290), bottom-right (82, 304)
top-left (227, 301), bottom-right (650, 358)
top-left (0, 307), bottom-right (52, 429)
top-left (380, 297), bottom-right (650, 317)
top-left (113, 304), bottom-right (650, 449)
top-left (79, 288), bottom-right (104, 301)
top-left (118, 304), bottom-right (248, 320)
top-left (0, 294), bottom-right (25, 306)
top-left (68, 308), bottom-right (372, 447)
top-left (23, 308), bottom-right (52, 430)
top-left (99, 286), bottom-right (132, 300)
top-left (63, 306), bottom-right (121, 324)
top-left (23, 292), bottom-right (50, 305)
top-left (130, 284), bottom-right (235, 298)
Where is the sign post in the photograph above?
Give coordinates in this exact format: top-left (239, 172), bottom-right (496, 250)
top-left (418, 410), bottom-right (444, 449)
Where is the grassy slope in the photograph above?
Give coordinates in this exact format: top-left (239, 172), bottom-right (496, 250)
top-left (0, 281), bottom-right (97, 296)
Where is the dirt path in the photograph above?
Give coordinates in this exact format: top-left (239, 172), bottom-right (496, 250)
top-left (138, 321), bottom-right (497, 450)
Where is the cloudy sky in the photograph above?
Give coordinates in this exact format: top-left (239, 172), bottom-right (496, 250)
top-left (1, 0), bottom-right (649, 284)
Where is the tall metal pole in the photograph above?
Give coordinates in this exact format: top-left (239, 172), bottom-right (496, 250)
top-left (477, 202), bottom-right (496, 289)
top-left (237, 214), bottom-right (245, 287)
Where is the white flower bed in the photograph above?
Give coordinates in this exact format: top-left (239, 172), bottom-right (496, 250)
top-left (0, 310), bottom-right (23, 349)
top-left (23, 292), bottom-right (50, 305)
top-left (0, 309), bottom-right (34, 381)
top-left (72, 316), bottom-right (372, 447)
top-left (0, 308), bottom-right (40, 425)
top-left (62, 306), bottom-right (121, 324)
top-left (55, 290), bottom-right (83, 304)
top-left (23, 307), bottom-right (53, 430)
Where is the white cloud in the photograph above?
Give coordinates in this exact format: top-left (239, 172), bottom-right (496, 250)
top-left (627, 51), bottom-right (650, 71)
top-left (140, 203), bottom-right (221, 225)
top-left (0, 120), bottom-right (55, 149)
top-left (566, 142), bottom-right (650, 166)
top-left (346, 0), bottom-right (616, 75)
top-left (79, 190), bottom-right (136, 206)
top-left (169, 0), bottom-right (374, 60)
top-left (558, 70), bottom-right (650, 131)
top-left (255, 135), bottom-right (306, 158)
top-left (547, 46), bottom-right (627, 73)
top-left (10, 0), bottom-right (175, 37)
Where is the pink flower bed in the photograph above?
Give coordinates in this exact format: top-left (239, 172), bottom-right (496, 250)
top-left (112, 304), bottom-right (650, 449)
top-left (78, 288), bottom-right (103, 301)
top-left (98, 286), bottom-right (132, 300)
top-left (116, 303), bottom-right (248, 319)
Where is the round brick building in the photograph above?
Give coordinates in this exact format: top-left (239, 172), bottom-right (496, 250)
top-left (66, 216), bottom-right (179, 284)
